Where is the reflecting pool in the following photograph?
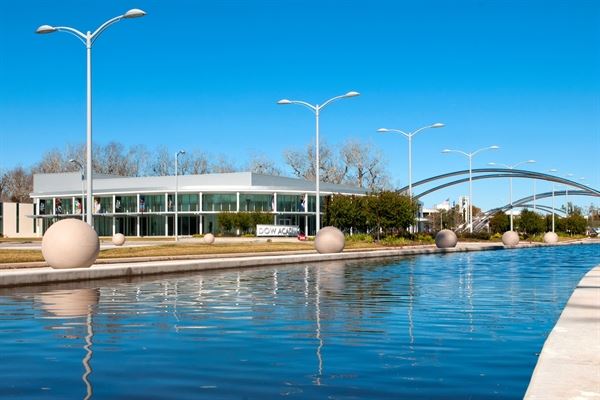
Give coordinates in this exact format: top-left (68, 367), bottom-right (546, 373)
top-left (1, 244), bottom-right (599, 399)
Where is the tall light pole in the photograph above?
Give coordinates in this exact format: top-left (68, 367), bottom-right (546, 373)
top-left (277, 91), bottom-right (360, 234)
top-left (174, 150), bottom-right (186, 242)
top-left (377, 123), bottom-right (444, 233)
top-left (377, 123), bottom-right (444, 197)
top-left (488, 160), bottom-right (536, 231)
top-left (37, 8), bottom-right (146, 227)
top-left (563, 173), bottom-right (574, 215)
top-left (69, 159), bottom-right (85, 220)
top-left (549, 168), bottom-right (558, 232)
top-left (442, 145), bottom-right (500, 233)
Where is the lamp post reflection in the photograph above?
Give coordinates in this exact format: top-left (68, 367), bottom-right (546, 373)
top-left (37, 288), bottom-right (99, 400)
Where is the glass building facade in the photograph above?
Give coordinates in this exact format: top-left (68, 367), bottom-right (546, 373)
top-left (30, 172), bottom-right (364, 237)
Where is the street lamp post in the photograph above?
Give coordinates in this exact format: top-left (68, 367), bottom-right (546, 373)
top-left (563, 173), bottom-right (574, 215)
top-left (377, 123), bottom-right (445, 233)
top-left (549, 169), bottom-right (558, 232)
top-left (174, 150), bottom-right (186, 242)
top-left (488, 160), bottom-right (536, 231)
top-left (37, 8), bottom-right (146, 227)
top-left (69, 159), bottom-right (85, 220)
top-left (442, 145), bottom-right (500, 233)
top-left (277, 91), bottom-right (360, 234)
top-left (377, 123), bottom-right (444, 197)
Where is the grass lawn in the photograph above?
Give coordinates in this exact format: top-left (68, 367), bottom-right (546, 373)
top-left (0, 240), bottom-right (387, 265)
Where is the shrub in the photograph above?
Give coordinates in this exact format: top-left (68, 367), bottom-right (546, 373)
top-left (380, 236), bottom-right (409, 247)
top-left (345, 233), bottom-right (374, 243)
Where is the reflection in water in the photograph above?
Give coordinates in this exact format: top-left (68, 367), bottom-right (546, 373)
top-left (1, 245), bottom-right (598, 399)
top-left (37, 288), bottom-right (99, 400)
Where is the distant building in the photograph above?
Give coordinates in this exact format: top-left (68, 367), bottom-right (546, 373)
top-left (30, 172), bottom-right (365, 237)
top-left (0, 202), bottom-right (35, 238)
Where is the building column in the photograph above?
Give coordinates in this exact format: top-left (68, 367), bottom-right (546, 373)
top-left (199, 192), bottom-right (203, 234)
top-left (273, 192), bottom-right (277, 224)
top-left (136, 194), bottom-right (140, 237)
top-left (165, 192), bottom-right (169, 237)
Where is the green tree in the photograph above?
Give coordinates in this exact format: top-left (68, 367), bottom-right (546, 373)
top-left (326, 194), bottom-right (368, 233)
top-left (559, 213), bottom-right (587, 235)
top-left (218, 212), bottom-right (235, 234)
top-left (365, 191), bottom-right (416, 239)
top-left (517, 209), bottom-right (545, 236)
top-left (489, 212), bottom-right (510, 234)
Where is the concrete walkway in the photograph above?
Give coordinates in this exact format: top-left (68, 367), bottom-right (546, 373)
top-left (525, 265), bottom-right (600, 400)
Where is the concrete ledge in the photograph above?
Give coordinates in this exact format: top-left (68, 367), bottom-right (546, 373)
top-left (525, 265), bottom-right (600, 399)
top-left (0, 240), bottom-right (590, 288)
top-left (0, 243), bottom-right (514, 288)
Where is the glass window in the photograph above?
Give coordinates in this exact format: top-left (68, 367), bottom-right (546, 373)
top-left (93, 197), bottom-right (113, 214)
top-left (140, 194), bottom-right (165, 213)
top-left (169, 194), bottom-right (199, 212)
top-left (93, 216), bottom-right (112, 236)
top-left (54, 198), bottom-right (73, 215)
top-left (115, 196), bottom-right (137, 213)
top-left (140, 215), bottom-right (165, 236)
top-left (239, 194), bottom-right (273, 212)
top-left (38, 198), bottom-right (53, 215)
top-left (277, 194), bottom-right (305, 212)
top-left (202, 194), bottom-right (237, 212)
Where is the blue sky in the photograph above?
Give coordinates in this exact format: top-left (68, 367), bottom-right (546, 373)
top-left (0, 0), bottom-right (598, 211)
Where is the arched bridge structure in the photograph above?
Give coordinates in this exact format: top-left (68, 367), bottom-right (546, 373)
top-left (402, 169), bottom-right (599, 232)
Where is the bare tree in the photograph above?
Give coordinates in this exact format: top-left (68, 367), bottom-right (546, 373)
top-left (187, 151), bottom-right (211, 175)
top-left (32, 149), bottom-right (68, 174)
top-left (149, 146), bottom-right (173, 176)
top-left (340, 139), bottom-right (389, 190)
top-left (284, 141), bottom-right (346, 184)
top-left (211, 154), bottom-right (238, 173)
top-left (0, 169), bottom-right (8, 201)
top-left (247, 153), bottom-right (282, 175)
top-left (4, 167), bottom-right (33, 203)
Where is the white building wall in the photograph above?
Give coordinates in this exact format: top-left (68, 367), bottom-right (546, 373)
top-left (2, 202), bottom-right (35, 238)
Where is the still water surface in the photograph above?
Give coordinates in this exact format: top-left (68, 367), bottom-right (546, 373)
top-left (1, 244), bottom-right (599, 399)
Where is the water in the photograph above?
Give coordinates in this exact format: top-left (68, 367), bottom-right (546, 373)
top-left (0, 244), bottom-right (599, 399)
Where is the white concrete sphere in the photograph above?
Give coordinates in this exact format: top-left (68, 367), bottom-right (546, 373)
top-left (435, 229), bottom-right (458, 248)
top-left (543, 231), bottom-right (559, 244)
top-left (315, 226), bottom-right (345, 254)
top-left (112, 233), bottom-right (126, 246)
top-left (203, 233), bottom-right (215, 244)
top-left (502, 230), bottom-right (520, 246)
top-left (42, 218), bottom-right (100, 269)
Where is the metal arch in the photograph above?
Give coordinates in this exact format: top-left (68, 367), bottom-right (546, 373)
top-left (486, 190), bottom-right (597, 215)
top-left (414, 173), bottom-right (555, 199)
top-left (404, 168), bottom-right (599, 196)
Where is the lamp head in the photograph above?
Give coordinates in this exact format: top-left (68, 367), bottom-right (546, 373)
top-left (177, 150), bottom-right (186, 156)
top-left (36, 25), bottom-right (57, 34)
top-left (377, 128), bottom-right (389, 133)
top-left (344, 91), bottom-right (360, 98)
top-left (549, 168), bottom-right (558, 173)
top-left (431, 123), bottom-right (445, 128)
top-left (527, 159), bottom-right (536, 163)
top-left (277, 99), bottom-right (292, 105)
top-left (490, 145), bottom-right (500, 150)
top-left (441, 149), bottom-right (451, 153)
top-left (123, 8), bottom-right (146, 19)
top-left (488, 162), bottom-right (497, 166)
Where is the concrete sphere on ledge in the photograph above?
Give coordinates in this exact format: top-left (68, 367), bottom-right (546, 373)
top-left (502, 231), bottom-right (520, 246)
top-left (42, 218), bottom-right (100, 269)
top-left (315, 226), bottom-right (345, 254)
top-left (203, 233), bottom-right (215, 244)
top-left (543, 231), bottom-right (559, 244)
top-left (435, 229), bottom-right (458, 248)
top-left (112, 233), bottom-right (126, 246)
